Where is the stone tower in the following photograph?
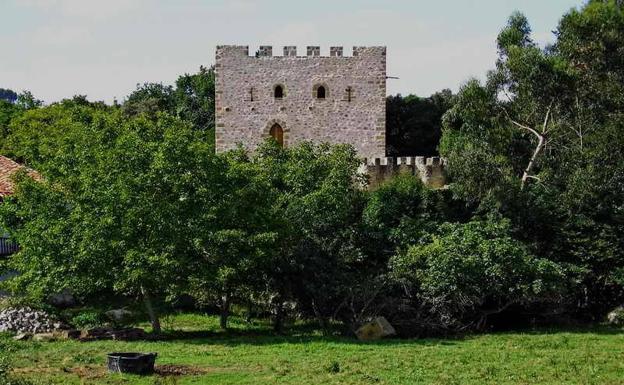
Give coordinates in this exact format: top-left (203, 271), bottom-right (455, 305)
top-left (215, 45), bottom-right (387, 159)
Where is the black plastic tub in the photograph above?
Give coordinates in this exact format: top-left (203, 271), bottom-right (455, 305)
top-left (107, 352), bottom-right (157, 375)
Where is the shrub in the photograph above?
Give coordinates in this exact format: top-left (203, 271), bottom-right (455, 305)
top-left (70, 310), bottom-right (106, 329)
top-left (389, 217), bottom-right (565, 332)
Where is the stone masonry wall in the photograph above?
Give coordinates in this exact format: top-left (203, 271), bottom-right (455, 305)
top-left (215, 45), bottom-right (387, 159)
top-left (364, 156), bottom-right (447, 189)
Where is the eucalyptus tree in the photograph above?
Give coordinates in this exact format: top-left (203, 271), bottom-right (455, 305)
top-left (440, 1), bottom-right (624, 317)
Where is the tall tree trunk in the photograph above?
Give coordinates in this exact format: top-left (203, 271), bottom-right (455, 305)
top-left (311, 299), bottom-right (329, 332)
top-left (220, 293), bottom-right (230, 330)
top-left (273, 298), bottom-right (284, 334)
top-left (246, 299), bottom-right (253, 324)
top-left (141, 286), bottom-right (161, 334)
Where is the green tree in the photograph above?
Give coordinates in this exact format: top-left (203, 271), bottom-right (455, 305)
top-left (440, 2), bottom-right (624, 318)
top-left (390, 218), bottom-right (565, 332)
top-left (122, 83), bottom-right (175, 118)
top-left (173, 66), bottom-right (216, 133)
top-left (122, 66), bottom-right (216, 141)
top-left (386, 90), bottom-right (453, 157)
top-left (250, 141), bottom-right (366, 331)
top-left (188, 149), bottom-right (279, 330)
top-left (361, 173), bottom-right (469, 267)
top-left (1, 96), bottom-right (108, 164)
top-left (0, 91), bottom-right (42, 146)
top-left (0, 88), bottom-right (17, 103)
top-left (0, 109), bottom-right (222, 333)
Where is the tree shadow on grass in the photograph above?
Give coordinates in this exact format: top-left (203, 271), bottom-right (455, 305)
top-left (157, 332), bottom-right (462, 347)
top-left (147, 324), bottom-right (623, 347)
top-left (490, 325), bottom-right (624, 336)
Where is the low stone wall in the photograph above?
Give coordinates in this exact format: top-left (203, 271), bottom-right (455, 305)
top-left (363, 156), bottom-right (447, 189)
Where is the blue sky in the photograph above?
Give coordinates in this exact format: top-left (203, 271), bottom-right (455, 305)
top-left (1, 0), bottom-right (584, 104)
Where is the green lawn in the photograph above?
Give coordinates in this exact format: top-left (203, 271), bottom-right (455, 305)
top-left (2, 314), bottom-right (624, 385)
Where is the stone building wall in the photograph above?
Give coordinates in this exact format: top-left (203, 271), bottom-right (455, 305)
top-left (215, 45), bottom-right (386, 159)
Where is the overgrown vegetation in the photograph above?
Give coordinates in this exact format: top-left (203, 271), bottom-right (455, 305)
top-left (1, 1), bottom-right (624, 337)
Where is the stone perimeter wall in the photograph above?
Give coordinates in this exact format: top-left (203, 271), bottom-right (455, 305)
top-left (364, 156), bottom-right (446, 189)
top-left (215, 45), bottom-right (387, 159)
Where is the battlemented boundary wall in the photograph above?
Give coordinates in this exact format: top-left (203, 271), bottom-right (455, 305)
top-left (363, 156), bottom-right (447, 189)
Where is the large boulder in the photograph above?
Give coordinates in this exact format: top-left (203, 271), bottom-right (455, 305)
top-left (355, 317), bottom-right (396, 341)
top-left (48, 289), bottom-right (76, 308)
top-left (105, 308), bottom-right (135, 325)
top-left (607, 306), bottom-right (624, 326)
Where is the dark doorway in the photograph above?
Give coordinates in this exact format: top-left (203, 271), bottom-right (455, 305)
top-left (274, 85), bottom-right (284, 99)
top-left (270, 123), bottom-right (284, 147)
top-left (316, 86), bottom-right (326, 99)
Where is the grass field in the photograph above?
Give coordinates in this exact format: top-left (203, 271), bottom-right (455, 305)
top-left (2, 313), bottom-right (623, 385)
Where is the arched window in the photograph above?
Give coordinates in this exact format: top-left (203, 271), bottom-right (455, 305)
top-left (269, 123), bottom-right (284, 147)
top-left (274, 85), bottom-right (284, 99)
top-left (316, 85), bottom-right (326, 99)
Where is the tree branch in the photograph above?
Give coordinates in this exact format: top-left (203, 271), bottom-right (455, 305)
top-left (503, 105), bottom-right (552, 190)
top-left (541, 103), bottom-right (553, 134)
top-left (509, 119), bottom-right (542, 138)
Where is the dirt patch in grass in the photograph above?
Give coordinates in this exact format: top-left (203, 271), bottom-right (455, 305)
top-left (15, 364), bottom-right (210, 378)
top-left (155, 364), bottom-right (211, 376)
top-left (68, 365), bottom-right (107, 379)
top-left (13, 365), bottom-right (107, 380)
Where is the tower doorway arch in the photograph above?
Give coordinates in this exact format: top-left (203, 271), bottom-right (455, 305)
top-left (269, 123), bottom-right (284, 147)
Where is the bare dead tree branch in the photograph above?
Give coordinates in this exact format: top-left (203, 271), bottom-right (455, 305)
top-left (502, 105), bottom-right (552, 189)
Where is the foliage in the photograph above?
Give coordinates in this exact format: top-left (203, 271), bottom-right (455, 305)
top-left (1, 96), bottom-right (109, 163)
top-left (0, 105), bottom-right (222, 332)
top-left (439, 1), bottom-right (624, 320)
top-left (122, 66), bottom-right (215, 135)
top-left (70, 310), bottom-right (107, 329)
top-left (122, 82), bottom-right (175, 118)
top-left (385, 90), bottom-right (453, 156)
top-left (173, 65), bottom-right (216, 132)
top-left (187, 146), bottom-right (279, 329)
top-left (0, 89), bottom-right (17, 104)
top-left (362, 174), bottom-right (468, 263)
top-left (251, 140), bottom-right (367, 330)
top-left (390, 217), bottom-right (565, 332)
top-left (0, 91), bottom-right (42, 145)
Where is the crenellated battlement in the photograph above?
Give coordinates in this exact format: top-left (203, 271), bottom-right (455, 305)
top-left (362, 157), bottom-right (447, 189)
top-left (215, 45), bottom-right (386, 58)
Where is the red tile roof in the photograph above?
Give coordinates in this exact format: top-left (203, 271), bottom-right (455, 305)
top-left (0, 155), bottom-right (38, 197)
